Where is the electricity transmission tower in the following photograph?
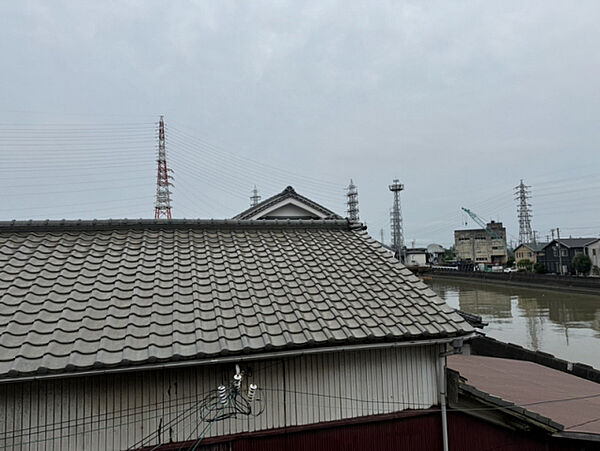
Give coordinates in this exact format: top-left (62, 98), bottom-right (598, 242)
top-left (346, 179), bottom-right (359, 221)
top-left (515, 179), bottom-right (532, 244)
top-left (389, 179), bottom-right (405, 261)
top-left (154, 115), bottom-right (173, 219)
top-left (250, 185), bottom-right (261, 207)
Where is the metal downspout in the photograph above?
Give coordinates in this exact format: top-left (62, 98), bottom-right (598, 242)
top-left (439, 349), bottom-right (449, 451)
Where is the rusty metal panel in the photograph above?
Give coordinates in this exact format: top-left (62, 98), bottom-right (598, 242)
top-left (228, 412), bottom-right (443, 451)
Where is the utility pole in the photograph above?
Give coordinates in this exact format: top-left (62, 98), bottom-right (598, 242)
top-left (532, 230), bottom-right (538, 245)
top-left (515, 180), bottom-right (533, 244)
top-left (250, 185), bottom-right (261, 207)
top-left (346, 179), bottom-right (359, 221)
top-left (557, 227), bottom-right (563, 275)
top-left (154, 115), bottom-right (173, 219)
top-left (380, 228), bottom-right (384, 245)
top-left (389, 179), bottom-right (405, 262)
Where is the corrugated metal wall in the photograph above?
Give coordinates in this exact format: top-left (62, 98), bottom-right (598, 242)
top-left (0, 345), bottom-right (441, 450)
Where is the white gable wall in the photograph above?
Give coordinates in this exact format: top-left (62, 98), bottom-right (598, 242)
top-left (249, 198), bottom-right (329, 219)
top-left (259, 204), bottom-right (317, 218)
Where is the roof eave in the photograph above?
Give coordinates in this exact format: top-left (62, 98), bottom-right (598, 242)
top-left (0, 333), bottom-right (476, 384)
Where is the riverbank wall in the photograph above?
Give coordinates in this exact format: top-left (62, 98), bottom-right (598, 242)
top-left (425, 269), bottom-right (600, 295)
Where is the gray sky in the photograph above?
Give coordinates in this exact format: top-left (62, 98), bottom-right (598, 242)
top-left (2, 0), bottom-right (599, 247)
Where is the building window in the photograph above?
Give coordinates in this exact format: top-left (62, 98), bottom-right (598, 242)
top-left (561, 249), bottom-right (568, 257)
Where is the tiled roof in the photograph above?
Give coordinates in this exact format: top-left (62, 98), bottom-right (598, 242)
top-left (517, 242), bottom-right (548, 252)
top-left (233, 186), bottom-right (342, 220)
top-left (0, 219), bottom-right (472, 379)
top-left (544, 238), bottom-right (599, 249)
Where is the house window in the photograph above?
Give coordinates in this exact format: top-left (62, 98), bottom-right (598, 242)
top-left (594, 249), bottom-right (597, 256)
top-left (561, 249), bottom-right (568, 257)
top-left (553, 248), bottom-right (558, 257)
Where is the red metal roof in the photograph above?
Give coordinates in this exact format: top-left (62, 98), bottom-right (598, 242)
top-left (448, 355), bottom-right (600, 435)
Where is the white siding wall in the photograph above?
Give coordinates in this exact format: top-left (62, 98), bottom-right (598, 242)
top-left (0, 345), bottom-right (441, 450)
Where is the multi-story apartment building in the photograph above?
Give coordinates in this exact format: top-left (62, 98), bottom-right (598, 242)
top-left (454, 221), bottom-right (508, 265)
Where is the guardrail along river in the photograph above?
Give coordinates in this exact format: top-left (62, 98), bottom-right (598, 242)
top-left (426, 278), bottom-right (600, 368)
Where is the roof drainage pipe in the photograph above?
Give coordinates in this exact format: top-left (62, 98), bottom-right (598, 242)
top-left (439, 350), bottom-right (449, 451)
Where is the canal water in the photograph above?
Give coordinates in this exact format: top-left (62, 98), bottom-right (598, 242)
top-left (426, 278), bottom-right (600, 368)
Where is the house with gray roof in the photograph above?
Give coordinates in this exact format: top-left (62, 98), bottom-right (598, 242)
top-left (514, 242), bottom-right (548, 266)
top-left (541, 238), bottom-right (598, 274)
top-left (0, 201), bottom-right (474, 449)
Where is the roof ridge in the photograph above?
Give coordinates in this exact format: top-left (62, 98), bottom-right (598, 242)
top-left (0, 218), bottom-right (359, 233)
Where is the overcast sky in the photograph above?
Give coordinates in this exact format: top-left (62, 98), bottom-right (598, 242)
top-left (1, 0), bottom-right (599, 247)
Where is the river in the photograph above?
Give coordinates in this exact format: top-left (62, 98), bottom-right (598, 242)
top-left (425, 277), bottom-right (600, 368)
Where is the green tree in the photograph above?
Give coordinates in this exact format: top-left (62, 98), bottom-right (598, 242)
top-left (534, 262), bottom-right (546, 274)
top-left (442, 246), bottom-right (456, 263)
top-left (572, 254), bottom-right (592, 275)
top-left (517, 259), bottom-right (533, 271)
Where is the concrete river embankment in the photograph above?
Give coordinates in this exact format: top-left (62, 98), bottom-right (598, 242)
top-left (425, 269), bottom-right (600, 295)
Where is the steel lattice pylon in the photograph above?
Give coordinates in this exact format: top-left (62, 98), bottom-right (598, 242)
top-left (346, 179), bottom-right (359, 221)
top-left (154, 115), bottom-right (173, 219)
top-left (515, 179), bottom-right (532, 244)
top-left (250, 185), bottom-right (261, 207)
top-left (389, 179), bottom-right (405, 260)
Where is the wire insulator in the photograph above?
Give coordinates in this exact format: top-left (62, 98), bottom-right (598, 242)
top-left (218, 385), bottom-right (228, 404)
top-left (233, 373), bottom-right (242, 390)
top-left (248, 383), bottom-right (257, 402)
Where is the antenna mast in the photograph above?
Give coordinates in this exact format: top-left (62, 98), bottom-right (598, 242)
top-left (346, 179), bottom-right (359, 221)
top-left (515, 179), bottom-right (532, 244)
top-left (389, 179), bottom-right (405, 261)
top-left (154, 115), bottom-right (173, 219)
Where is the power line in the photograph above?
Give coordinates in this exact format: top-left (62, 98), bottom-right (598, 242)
top-left (167, 134), bottom-right (344, 205)
top-left (3, 382), bottom-right (599, 446)
top-left (168, 124), bottom-right (340, 189)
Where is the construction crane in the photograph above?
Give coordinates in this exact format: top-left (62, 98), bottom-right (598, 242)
top-left (461, 207), bottom-right (506, 243)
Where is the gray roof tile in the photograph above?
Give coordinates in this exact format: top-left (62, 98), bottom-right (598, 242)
top-left (0, 219), bottom-right (472, 378)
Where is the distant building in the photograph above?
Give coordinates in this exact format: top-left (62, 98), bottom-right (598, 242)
top-left (514, 242), bottom-right (548, 265)
top-left (427, 243), bottom-right (446, 264)
top-left (588, 239), bottom-right (600, 272)
top-left (540, 238), bottom-right (598, 274)
top-left (405, 248), bottom-right (428, 267)
top-left (454, 221), bottom-right (508, 265)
